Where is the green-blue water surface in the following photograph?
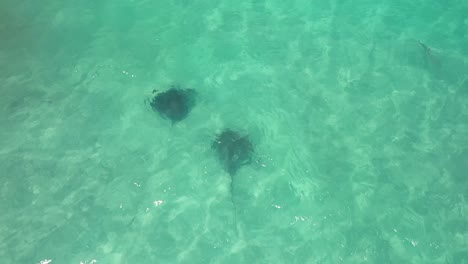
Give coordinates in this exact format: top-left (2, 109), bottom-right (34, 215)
top-left (1, 0), bottom-right (468, 263)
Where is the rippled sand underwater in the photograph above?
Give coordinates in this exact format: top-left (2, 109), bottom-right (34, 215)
top-left (1, 0), bottom-right (467, 263)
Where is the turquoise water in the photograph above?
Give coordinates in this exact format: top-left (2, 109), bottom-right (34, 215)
top-left (1, 0), bottom-right (468, 263)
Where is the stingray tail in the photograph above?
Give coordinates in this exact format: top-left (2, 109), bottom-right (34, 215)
top-left (230, 177), bottom-right (238, 231)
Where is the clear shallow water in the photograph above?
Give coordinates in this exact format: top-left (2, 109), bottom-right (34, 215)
top-left (1, 0), bottom-right (467, 263)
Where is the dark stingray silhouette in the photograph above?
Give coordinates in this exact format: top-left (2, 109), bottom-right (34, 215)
top-left (212, 129), bottom-right (254, 229)
top-left (212, 129), bottom-right (253, 176)
top-left (149, 87), bottom-right (196, 124)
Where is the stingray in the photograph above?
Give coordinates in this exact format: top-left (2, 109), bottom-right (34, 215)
top-left (212, 129), bottom-right (254, 176)
top-left (212, 129), bottom-right (254, 230)
top-left (149, 86), bottom-right (196, 124)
